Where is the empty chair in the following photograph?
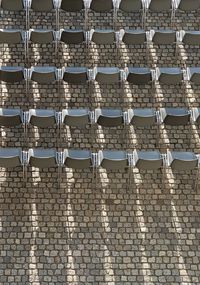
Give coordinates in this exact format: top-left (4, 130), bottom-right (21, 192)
top-left (176, 0), bottom-right (200, 11)
top-left (59, 29), bottom-right (85, 45)
top-left (29, 67), bottom-right (57, 84)
top-left (0, 148), bottom-right (22, 168)
top-left (118, 0), bottom-right (143, 12)
top-left (93, 67), bottom-right (121, 84)
top-left (62, 109), bottom-right (90, 127)
top-left (95, 109), bottom-right (124, 127)
top-left (62, 67), bottom-right (88, 84)
top-left (63, 149), bottom-right (92, 169)
top-left (99, 150), bottom-right (128, 170)
top-left (149, 29), bottom-right (177, 45)
top-left (178, 31), bottom-right (200, 45)
top-left (0, 0), bottom-right (24, 11)
top-left (192, 108), bottom-right (200, 124)
top-left (120, 29), bottom-right (147, 45)
top-left (89, 0), bottom-right (114, 12)
top-left (29, 29), bottom-right (55, 44)
top-left (167, 151), bottom-right (198, 171)
top-left (159, 108), bottom-right (190, 125)
top-left (0, 108), bottom-right (23, 127)
top-left (0, 29), bottom-right (23, 44)
top-left (89, 29), bottom-right (116, 45)
top-left (155, 67), bottom-right (183, 85)
top-left (28, 109), bottom-right (57, 128)
top-left (133, 150), bottom-right (163, 170)
top-left (146, 0), bottom-right (173, 11)
top-left (28, 149), bottom-right (57, 168)
top-left (30, 0), bottom-right (56, 11)
top-left (59, 0), bottom-right (84, 12)
top-left (128, 108), bottom-right (156, 127)
top-left (186, 67), bottom-right (200, 84)
top-left (126, 67), bottom-right (152, 84)
top-left (0, 67), bottom-right (24, 83)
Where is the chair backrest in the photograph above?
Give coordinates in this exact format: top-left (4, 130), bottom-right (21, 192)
top-left (0, 66), bottom-right (24, 83)
top-left (128, 108), bottom-right (156, 127)
top-left (28, 149), bottom-right (57, 168)
top-left (60, 30), bottom-right (85, 44)
top-left (119, 0), bottom-right (143, 12)
top-left (178, 0), bottom-right (200, 11)
top-left (95, 109), bottom-right (123, 127)
top-left (29, 109), bottom-right (56, 128)
top-left (167, 151), bottom-right (198, 171)
top-left (95, 67), bottom-right (121, 83)
top-left (62, 109), bottom-right (90, 127)
top-left (151, 30), bottom-right (176, 45)
top-left (30, 67), bottom-right (57, 84)
top-left (29, 30), bottom-right (55, 44)
top-left (60, 0), bottom-right (84, 12)
top-left (187, 67), bottom-right (200, 84)
top-left (0, 108), bottom-right (22, 127)
top-left (126, 67), bottom-right (152, 84)
top-left (0, 148), bottom-right (22, 168)
top-left (0, 0), bottom-right (24, 11)
top-left (63, 149), bottom-right (92, 169)
top-left (148, 0), bottom-right (172, 11)
top-left (90, 0), bottom-right (114, 12)
top-left (182, 31), bottom-right (200, 45)
top-left (0, 29), bottom-right (23, 44)
top-left (157, 67), bottom-right (183, 84)
top-left (90, 29), bottom-right (115, 45)
top-left (192, 108), bottom-right (200, 124)
top-left (133, 150), bottom-right (163, 170)
top-left (160, 108), bottom-right (190, 125)
top-left (30, 0), bottom-right (55, 11)
top-left (62, 67), bottom-right (88, 84)
top-left (122, 29), bottom-right (146, 45)
top-left (99, 150), bottom-right (128, 170)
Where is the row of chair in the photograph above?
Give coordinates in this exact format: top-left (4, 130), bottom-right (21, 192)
top-left (1, 108), bottom-right (200, 128)
top-left (0, 66), bottom-right (199, 85)
top-left (1, 0), bottom-right (199, 29)
top-left (0, 147), bottom-right (199, 172)
top-left (0, 29), bottom-right (199, 46)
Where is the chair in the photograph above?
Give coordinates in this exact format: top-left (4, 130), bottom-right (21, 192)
top-left (0, 66), bottom-right (25, 83)
top-left (118, 0), bottom-right (144, 12)
top-left (59, 0), bottom-right (84, 12)
top-left (29, 29), bottom-right (55, 44)
top-left (92, 67), bottom-right (121, 84)
top-left (149, 29), bottom-right (177, 45)
top-left (99, 150), bottom-right (128, 170)
top-left (175, 0), bottom-right (200, 11)
top-left (63, 149), bottom-right (92, 169)
top-left (133, 150), bottom-right (163, 170)
top-left (155, 67), bottom-right (183, 85)
top-left (88, 29), bottom-right (116, 45)
top-left (28, 149), bottom-right (58, 168)
top-left (0, 108), bottom-right (23, 127)
top-left (0, 29), bottom-right (23, 44)
top-left (167, 151), bottom-right (198, 171)
top-left (95, 109), bottom-right (124, 127)
top-left (0, 148), bottom-right (22, 167)
top-left (159, 108), bottom-right (190, 125)
top-left (125, 67), bottom-right (152, 85)
top-left (62, 67), bottom-right (88, 84)
top-left (119, 29), bottom-right (147, 45)
top-left (178, 31), bottom-right (200, 46)
top-left (88, 0), bottom-right (114, 12)
top-left (146, 0), bottom-right (173, 12)
top-left (28, 67), bottom-right (58, 84)
top-left (186, 67), bottom-right (200, 84)
top-left (28, 109), bottom-right (57, 128)
top-left (192, 108), bottom-right (200, 124)
top-left (59, 29), bottom-right (85, 45)
top-left (62, 109), bottom-right (90, 127)
top-left (30, 0), bottom-right (56, 11)
top-left (0, 0), bottom-right (24, 11)
top-left (127, 108), bottom-right (156, 127)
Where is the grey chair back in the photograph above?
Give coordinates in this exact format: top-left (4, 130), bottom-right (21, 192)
top-left (30, 0), bottom-right (55, 11)
top-left (122, 29), bottom-right (146, 45)
top-left (152, 30), bottom-right (176, 45)
top-left (192, 108), bottom-right (200, 124)
top-left (28, 149), bottom-right (57, 168)
top-left (30, 67), bottom-right (57, 84)
top-left (90, 0), bottom-right (114, 12)
top-left (0, 29), bottom-right (23, 44)
top-left (90, 29), bottom-right (115, 45)
top-left (95, 109), bottom-right (124, 127)
top-left (128, 108), bottom-right (156, 127)
top-left (62, 109), bottom-right (90, 127)
top-left (99, 150), bottom-right (128, 170)
top-left (29, 109), bottom-right (57, 128)
top-left (62, 67), bottom-right (88, 84)
top-left (0, 148), bottom-right (22, 167)
top-left (60, 30), bottom-right (85, 44)
top-left (0, 66), bottom-right (24, 83)
top-left (148, 0), bottom-right (172, 11)
top-left (0, 108), bottom-right (22, 127)
top-left (95, 67), bottom-right (121, 83)
top-left (0, 0), bottom-right (24, 11)
top-left (63, 149), bottom-right (92, 169)
top-left (182, 31), bottom-right (200, 45)
top-left (133, 150), bottom-right (163, 170)
top-left (126, 67), bottom-right (152, 84)
top-left (160, 108), bottom-right (190, 125)
top-left (60, 0), bottom-right (84, 12)
top-left (177, 0), bottom-right (200, 11)
top-left (167, 151), bottom-right (198, 171)
top-left (187, 67), bottom-right (200, 84)
top-left (29, 30), bottom-right (55, 44)
top-left (119, 0), bottom-right (143, 12)
top-left (157, 67), bottom-right (183, 84)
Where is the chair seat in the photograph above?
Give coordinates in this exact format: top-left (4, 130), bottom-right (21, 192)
top-left (168, 151), bottom-right (198, 171)
top-left (0, 108), bottom-right (22, 127)
top-left (0, 0), bottom-right (24, 11)
top-left (63, 149), bottom-right (92, 169)
top-left (160, 108), bottom-right (190, 125)
top-left (188, 67), bottom-right (200, 84)
top-left (91, 29), bottom-right (115, 45)
top-left (152, 30), bottom-right (176, 45)
top-left (99, 150), bottom-right (128, 170)
top-left (60, 30), bottom-right (85, 44)
top-left (0, 66), bottom-right (24, 83)
top-left (148, 0), bottom-right (172, 11)
top-left (126, 68), bottom-right (152, 84)
top-left (128, 109), bottom-right (156, 127)
top-left (119, 0), bottom-right (142, 12)
top-left (95, 67), bottom-right (121, 83)
top-left (122, 29), bottom-right (146, 45)
top-left (28, 149), bottom-right (57, 168)
top-left (95, 109), bottom-right (123, 127)
top-left (182, 31), bottom-right (200, 45)
top-left (178, 0), bottom-right (200, 11)
top-left (30, 67), bottom-right (57, 84)
top-left (63, 67), bottom-right (88, 84)
top-left (133, 150), bottom-right (163, 170)
top-left (157, 68), bottom-right (183, 84)
top-left (90, 0), bottom-right (114, 12)
top-left (0, 29), bottom-right (23, 44)
top-left (60, 0), bottom-right (84, 12)
top-left (29, 109), bottom-right (56, 128)
top-left (31, 0), bottom-right (55, 11)
top-left (30, 30), bottom-right (55, 44)
top-left (62, 109), bottom-right (90, 127)
top-left (0, 148), bottom-right (22, 168)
